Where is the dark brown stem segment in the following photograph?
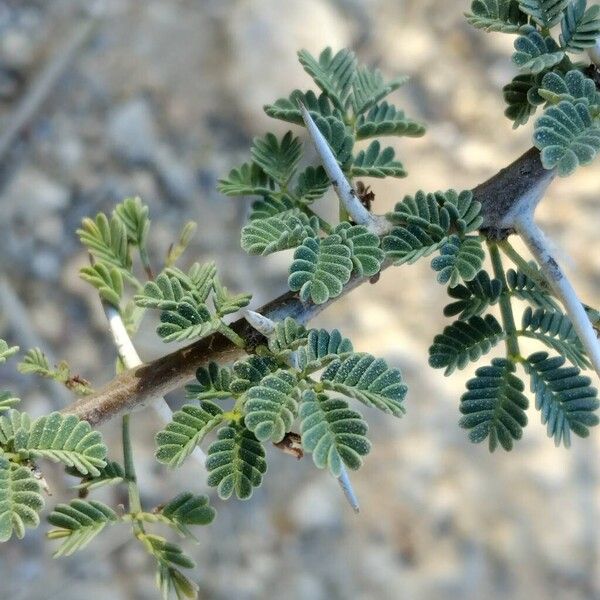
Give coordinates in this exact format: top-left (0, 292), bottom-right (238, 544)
top-left (63, 147), bottom-right (552, 426)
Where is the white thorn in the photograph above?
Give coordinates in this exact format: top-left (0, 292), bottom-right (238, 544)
top-left (105, 305), bottom-right (207, 465)
top-left (337, 463), bottom-right (360, 513)
top-left (514, 216), bottom-right (600, 379)
top-left (245, 310), bottom-right (277, 337)
top-left (298, 102), bottom-right (389, 235)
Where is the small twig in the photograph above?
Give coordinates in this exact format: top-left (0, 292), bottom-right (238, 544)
top-left (245, 310), bottom-right (360, 511)
top-left (514, 216), bottom-right (600, 378)
top-left (0, 11), bottom-right (102, 163)
top-left (298, 102), bottom-right (390, 235)
top-left (104, 305), bottom-right (207, 465)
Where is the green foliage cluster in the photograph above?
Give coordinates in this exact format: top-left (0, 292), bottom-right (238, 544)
top-left (467, 0), bottom-right (600, 175)
top-left (219, 47), bottom-right (425, 304)
top-left (157, 318), bottom-right (406, 499)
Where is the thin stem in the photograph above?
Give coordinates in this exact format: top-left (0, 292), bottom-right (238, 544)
top-left (139, 245), bottom-right (154, 280)
top-left (122, 413), bottom-right (143, 534)
top-left (488, 242), bottom-right (520, 359)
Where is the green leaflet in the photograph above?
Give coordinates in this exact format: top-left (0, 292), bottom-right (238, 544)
top-left (0, 340), bottom-right (18, 364)
top-left (217, 162), bottom-right (275, 197)
top-left (157, 302), bottom-right (220, 343)
top-left (14, 412), bottom-right (107, 477)
top-left (288, 235), bottom-right (354, 304)
top-left (351, 140), bottom-right (406, 178)
top-left (249, 195), bottom-right (296, 221)
top-left (250, 131), bottom-right (302, 185)
top-left (538, 70), bottom-right (600, 106)
top-left (77, 213), bottom-right (132, 274)
top-left (431, 236), bottom-right (485, 287)
top-left (518, 0), bottom-right (570, 28)
top-left (506, 266), bottom-right (560, 310)
top-left (160, 492), bottom-right (216, 537)
top-left (230, 355), bottom-right (279, 394)
top-left (533, 100), bottom-right (600, 176)
top-left (512, 28), bottom-right (565, 74)
top-left (465, 0), bottom-right (529, 33)
top-left (113, 196), bottom-right (150, 248)
top-left (244, 370), bottom-right (300, 442)
top-left (185, 362), bottom-right (233, 401)
top-left (0, 458), bottom-right (44, 542)
top-left (155, 401), bottom-right (224, 468)
top-left (80, 263), bottom-right (123, 307)
top-left (459, 358), bottom-right (528, 451)
top-left (355, 101), bottom-right (426, 140)
top-left (560, 0), bottom-right (600, 52)
top-left (503, 73), bottom-right (545, 128)
top-left (0, 410), bottom-right (30, 447)
top-left (297, 328), bottom-right (354, 374)
top-left (73, 461), bottom-right (125, 493)
top-left (321, 353), bottom-right (407, 417)
top-left (267, 318), bottom-right (309, 357)
top-left (382, 224), bottom-right (445, 265)
top-left (520, 307), bottom-right (590, 368)
top-left (350, 67), bottom-right (408, 115)
top-left (295, 166), bottom-right (330, 203)
top-left (524, 351), bottom-right (599, 447)
top-left (386, 189), bottom-right (483, 236)
top-left (263, 89), bottom-right (343, 126)
top-left (0, 392), bottom-right (20, 413)
top-left (300, 389), bottom-right (370, 477)
top-left (241, 211), bottom-right (319, 256)
top-left (312, 114), bottom-right (354, 167)
top-left (335, 222), bottom-right (385, 277)
top-left (135, 263), bottom-right (216, 309)
top-left (444, 270), bottom-right (503, 320)
top-left (205, 423), bottom-right (267, 500)
top-left (297, 47), bottom-right (357, 112)
top-left (429, 314), bottom-right (505, 375)
top-left (47, 499), bottom-right (118, 557)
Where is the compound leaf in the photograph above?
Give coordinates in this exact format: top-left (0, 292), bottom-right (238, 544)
top-left (218, 162), bottom-right (275, 197)
top-left (518, 0), bottom-right (570, 28)
top-left (0, 340), bottom-right (18, 364)
top-left (80, 263), bottom-right (123, 307)
top-left (300, 389), bottom-right (370, 477)
top-left (250, 131), bottom-right (302, 185)
top-left (295, 166), bottom-right (330, 203)
top-left (155, 401), bottom-right (224, 468)
top-left (351, 67), bottom-right (408, 115)
top-left (160, 492), bottom-right (216, 537)
top-left (47, 499), bottom-right (117, 557)
top-left (459, 358), bottom-right (528, 451)
top-left (431, 236), bottom-right (485, 287)
top-left (206, 423), bottom-right (267, 500)
top-left (560, 0), bottom-right (600, 52)
top-left (533, 100), bottom-right (600, 176)
top-left (444, 270), bottom-right (503, 320)
top-left (512, 28), bottom-right (565, 74)
top-left (0, 458), bottom-right (44, 542)
top-left (465, 0), bottom-right (529, 32)
top-left (297, 47), bottom-right (357, 111)
top-left (297, 328), bottom-right (354, 374)
top-left (321, 353), bottom-right (407, 417)
top-left (429, 315), bottom-right (505, 375)
top-left (521, 307), bottom-right (589, 368)
top-left (351, 140), bottom-right (406, 178)
top-left (335, 222), bottom-right (385, 277)
top-left (14, 412), bottom-right (107, 477)
top-left (113, 196), bottom-right (150, 248)
top-left (77, 213), bottom-right (131, 274)
top-left (245, 370), bottom-right (300, 443)
top-left (288, 235), bottom-right (354, 304)
top-left (355, 101), bottom-right (426, 140)
top-left (538, 69), bottom-right (600, 105)
top-left (524, 351), bottom-right (599, 447)
top-left (186, 363), bottom-right (233, 402)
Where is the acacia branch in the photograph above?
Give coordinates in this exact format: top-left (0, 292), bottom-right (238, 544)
top-left (63, 147), bottom-right (558, 426)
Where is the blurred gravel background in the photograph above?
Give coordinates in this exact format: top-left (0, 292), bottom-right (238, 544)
top-left (1, 0), bottom-right (600, 598)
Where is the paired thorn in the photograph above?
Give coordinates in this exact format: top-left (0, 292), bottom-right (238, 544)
top-left (297, 102), bottom-right (390, 236)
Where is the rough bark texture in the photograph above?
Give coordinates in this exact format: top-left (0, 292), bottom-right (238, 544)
top-left (63, 146), bottom-right (555, 426)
